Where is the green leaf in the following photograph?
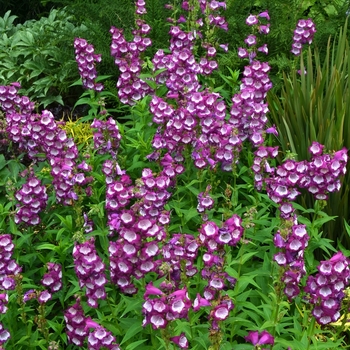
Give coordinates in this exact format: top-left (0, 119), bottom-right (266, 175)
top-left (35, 243), bottom-right (58, 251)
top-left (125, 339), bottom-right (148, 350)
top-left (120, 321), bottom-right (143, 345)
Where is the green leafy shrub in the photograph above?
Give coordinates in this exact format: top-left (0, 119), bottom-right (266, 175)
top-left (0, 9), bottom-right (88, 107)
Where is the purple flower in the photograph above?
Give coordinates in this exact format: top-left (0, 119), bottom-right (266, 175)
top-left (245, 330), bottom-right (274, 346)
top-left (0, 322), bottom-right (10, 346)
top-left (266, 125), bottom-right (278, 136)
top-left (245, 35), bottom-right (257, 46)
top-left (258, 11), bottom-right (270, 20)
top-left (246, 15), bottom-right (258, 26)
top-left (170, 333), bottom-right (188, 349)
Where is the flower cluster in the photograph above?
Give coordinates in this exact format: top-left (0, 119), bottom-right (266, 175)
top-left (74, 38), bottom-right (103, 91)
top-left (64, 297), bottom-right (120, 349)
top-left (241, 12), bottom-right (270, 58)
top-left (0, 234), bottom-right (21, 290)
top-left (173, 0), bottom-right (228, 41)
top-left (150, 90), bottom-right (242, 171)
top-left (305, 251), bottom-right (350, 325)
top-left (64, 297), bottom-right (89, 346)
top-left (197, 216), bottom-right (243, 325)
top-left (86, 318), bottom-right (121, 350)
top-left (259, 142), bottom-right (348, 219)
top-left (274, 222), bottom-right (309, 299)
top-left (161, 233), bottom-right (199, 285)
top-left (73, 238), bottom-right (107, 308)
top-left (108, 166), bottom-right (175, 294)
top-left (14, 175), bottom-right (48, 225)
top-left (199, 215), bottom-right (244, 253)
top-left (91, 118), bottom-right (122, 157)
top-left (6, 108), bottom-right (87, 205)
top-left (142, 283), bottom-right (192, 330)
top-left (230, 61), bottom-right (271, 147)
top-left (304, 142), bottom-right (348, 200)
top-left (152, 27), bottom-right (199, 96)
top-left (40, 263), bottom-right (62, 303)
top-left (0, 294), bottom-right (10, 348)
top-left (291, 19), bottom-right (316, 56)
top-left (230, 12), bottom-right (272, 147)
top-left (251, 145), bottom-right (279, 191)
top-left (0, 83), bottom-right (35, 116)
top-left (110, 1), bottom-right (152, 105)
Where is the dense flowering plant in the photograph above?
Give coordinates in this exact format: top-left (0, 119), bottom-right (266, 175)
top-left (0, 1), bottom-right (349, 350)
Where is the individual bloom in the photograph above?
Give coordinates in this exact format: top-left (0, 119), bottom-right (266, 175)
top-left (170, 333), bottom-right (188, 349)
top-left (210, 304), bottom-right (230, 321)
top-left (257, 44), bottom-right (268, 54)
top-left (197, 192), bottom-right (214, 213)
top-left (199, 221), bottom-right (219, 241)
top-left (38, 290), bottom-right (52, 304)
top-left (23, 289), bottom-right (37, 303)
top-left (238, 47), bottom-right (249, 58)
top-left (177, 15), bottom-right (186, 23)
top-left (246, 15), bottom-right (258, 26)
top-left (259, 24), bottom-right (270, 35)
top-left (309, 141), bottom-right (324, 156)
top-left (219, 43), bottom-right (228, 52)
top-left (144, 282), bottom-right (164, 298)
top-left (266, 125), bottom-right (278, 136)
top-left (258, 11), bottom-right (270, 20)
top-left (244, 35), bottom-right (257, 46)
top-left (83, 213), bottom-right (94, 233)
top-left (193, 293), bottom-right (211, 311)
top-left (245, 330), bottom-right (274, 346)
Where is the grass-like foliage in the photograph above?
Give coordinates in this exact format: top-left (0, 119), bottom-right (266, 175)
top-left (0, 1), bottom-right (349, 350)
top-left (268, 18), bottom-right (350, 247)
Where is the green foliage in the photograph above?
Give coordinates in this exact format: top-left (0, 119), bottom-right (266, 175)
top-left (0, 8), bottom-right (88, 107)
top-left (0, 1), bottom-right (350, 349)
top-left (267, 18), bottom-right (350, 247)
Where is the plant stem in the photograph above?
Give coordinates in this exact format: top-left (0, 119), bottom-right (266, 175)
top-left (306, 316), bottom-right (316, 350)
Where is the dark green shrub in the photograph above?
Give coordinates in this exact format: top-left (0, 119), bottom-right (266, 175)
top-left (0, 9), bottom-right (88, 107)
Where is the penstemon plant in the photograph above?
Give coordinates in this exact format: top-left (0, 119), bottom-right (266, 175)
top-left (0, 1), bottom-right (349, 350)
